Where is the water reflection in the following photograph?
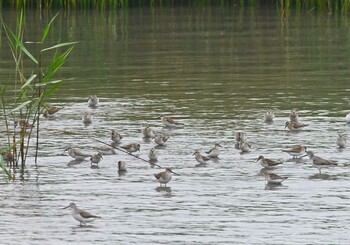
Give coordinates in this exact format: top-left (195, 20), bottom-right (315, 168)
top-left (308, 173), bottom-right (338, 180)
top-left (67, 159), bottom-right (85, 166)
top-left (155, 186), bottom-right (172, 194)
top-left (265, 182), bottom-right (288, 190)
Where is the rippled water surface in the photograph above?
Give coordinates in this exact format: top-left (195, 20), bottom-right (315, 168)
top-left (1, 6), bottom-right (350, 245)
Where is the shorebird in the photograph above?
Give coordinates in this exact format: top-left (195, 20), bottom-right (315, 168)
top-left (121, 143), bottom-right (140, 153)
top-left (93, 146), bottom-right (116, 155)
top-left (289, 110), bottom-right (299, 122)
top-left (118, 161), bottom-right (127, 172)
top-left (256, 155), bottom-right (282, 169)
top-left (285, 121), bottom-right (308, 131)
top-left (264, 110), bottom-right (275, 122)
top-left (158, 115), bottom-right (184, 127)
top-left (265, 173), bottom-right (288, 184)
top-left (42, 106), bottom-right (63, 118)
top-left (336, 133), bottom-right (346, 148)
top-left (154, 167), bottom-right (176, 187)
top-left (90, 153), bottom-right (103, 165)
top-left (1, 151), bottom-right (14, 162)
top-left (63, 202), bottom-right (101, 226)
top-left (306, 151), bottom-right (337, 174)
top-left (142, 125), bottom-right (155, 138)
top-left (88, 95), bottom-right (99, 107)
top-left (193, 150), bottom-right (210, 164)
top-left (82, 112), bottom-right (93, 124)
top-left (153, 134), bottom-right (169, 146)
top-left (111, 129), bottom-right (123, 144)
top-left (234, 131), bottom-right (246, 143)
top-left (346, 113), bottom-right (350, 123)
top-left (15, 119), bottom-right (34, 129)
top-left (239, 141), bottom-right (251, 153)
top-left (282, 145), bottom-right (307, 158)
top-left (148, 148), bottom-right (159, 161)
top-left (205, 143), bottom-right (222, 158)
top-left (65, 147), bottom-right (91, 160)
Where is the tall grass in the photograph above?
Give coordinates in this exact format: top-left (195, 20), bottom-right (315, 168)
top-left (0, 11), bottom-right (76, 180)
top-left (3, 0), bottom-right (350, 13)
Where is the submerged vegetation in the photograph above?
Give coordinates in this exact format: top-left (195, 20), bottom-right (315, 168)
top-left (1, 0), bottom-right (350, 15)
top-left (0, 10), bottom-right (76, 180)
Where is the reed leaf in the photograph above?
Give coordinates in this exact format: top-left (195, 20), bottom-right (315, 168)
top-left (41, 46), bottom-right (75, 84)
top-left (21, 74), bottom-right (37, 89)
top-left (41, 12), bottom-right (60, 43)
top-left (41, 41), bottom-right (78, 52)
top-left (6, 25), bottom-right (38, 64)
top-left (35, 79), bottom-right (62, 86)
top-left (0, 155), bottom-right (12, 180)
top-left (10, 100), bottom-right (32, 113)
top-left (41, 82), bottom-right (61, 100)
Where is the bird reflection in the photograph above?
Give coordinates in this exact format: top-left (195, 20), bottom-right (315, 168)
top-left (265, 182), bottom-right (287, 190)
top-left (155, 186), bottom-right (172, 193)
top-left (67, 159), bottom-right (84, 166)
top-left (308, 173), bottom-right (337, 180)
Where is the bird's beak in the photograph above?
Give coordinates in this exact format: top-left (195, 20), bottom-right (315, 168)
top-left (62, 205), bottom-right (70, 209)
top-left (170, 169), bottom-right (180, 175)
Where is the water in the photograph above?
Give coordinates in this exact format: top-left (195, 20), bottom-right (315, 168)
top-left (1, 7), bottom-right (350, 244)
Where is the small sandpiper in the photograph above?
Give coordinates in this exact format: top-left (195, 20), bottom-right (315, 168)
top-left (118, 160), bottom-right (127, 172)
top-left (82, 112), bottom-right (93, 124)
top-left (90, 153), bottom-right (103, 167)
top-left (346, 113), bottom-right (350, 123)
top-left (256, 155), bottom-right (282, 169)
top-left (205, 143), bottom-right (222, 158)
top-left (93, 146), bottom-right (116, 155)
top-left (1, 151), bottom-right (14, 162)
top-left (15, 119), bottom-right (34, 130)
top-left (42, 106), bottom-right (63, 118)
top-left (289, 110), bottom-right (299, 122)
top-left (154, 167), bottom-right (177, 187)
top-left (282, 145), bottom-right (307, 158)
top-left (142, 125), bottom-right (155, 138)
top-left (239, 141), bottom-right (251, 153)
top-left (65, 147), bottom-right (91, 160)
top-left (153, 134), bottom-right (169, 146)
top-left (88, 95), bottom-right (99, 107)
top-left (111, 129), bottom-right (123, 144)
top-left (158, 115), bottom-right (184, 128)
top-left (121, 143), bottom-right (140, 153)
top-left (264, 109), bottom-right (275, 122)
top-left (234, 131), bottom-right (246, 143)
top-left (285, 121), bottom-right (308, 131)
top-left (306, 151), bottom-right (337, 174)
top-left (63, 202), bottom-right (101, 226)
top-left (336, 133), bottom-right (346, 148)
top-left (148, 148), bottom-right (159, 161)
top-left (193, 150), bottom-right (210, 164)
top-left (265, 172), bottom-right (288, 184)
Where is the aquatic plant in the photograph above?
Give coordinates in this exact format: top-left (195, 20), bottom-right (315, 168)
top-left (0, 10), bottom-right (76, 179)
top-left (1, 0), bottom-right (350, 14)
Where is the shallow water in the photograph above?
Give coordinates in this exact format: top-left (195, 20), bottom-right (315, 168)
top-left (1, 6), bottom-right (350, 244)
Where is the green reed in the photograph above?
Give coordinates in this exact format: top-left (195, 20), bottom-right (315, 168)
top-left (1, 0), bottom-right (350, 15)
top-left (0, 10), bottom-right (76, 179)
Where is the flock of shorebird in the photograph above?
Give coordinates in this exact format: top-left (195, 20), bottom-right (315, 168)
top-left (3, 95), bottom-right (348, 226)
top-left (59, 97), bottom-right (349, 225)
